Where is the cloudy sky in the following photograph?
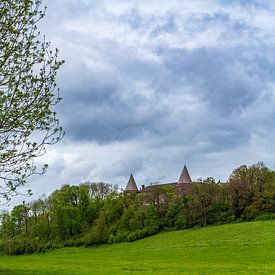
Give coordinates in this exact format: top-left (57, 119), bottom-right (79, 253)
top-left (10, 0), bottom-right (275, 204)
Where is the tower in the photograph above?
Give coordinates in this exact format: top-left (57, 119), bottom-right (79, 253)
top-left (178, 165), bottom-right (192, 183)
top-left (176, 165), bottom-right (193, 195)
top-left (124, 174), bottom-right (138, 194)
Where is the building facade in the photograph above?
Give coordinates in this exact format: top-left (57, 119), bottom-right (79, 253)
top-left (124, 165), bottom-right (193, 196)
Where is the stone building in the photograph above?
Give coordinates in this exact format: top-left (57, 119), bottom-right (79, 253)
top-left (124, 165), bottom-right (193, 196)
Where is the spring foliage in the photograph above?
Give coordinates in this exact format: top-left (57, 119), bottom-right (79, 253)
top-left (0, 0), bottom-right (63, 201)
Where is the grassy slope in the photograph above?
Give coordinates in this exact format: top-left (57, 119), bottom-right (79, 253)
top-left (0, 220), bottom-right (274, 274)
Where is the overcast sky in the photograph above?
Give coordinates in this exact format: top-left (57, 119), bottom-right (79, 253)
top-left (8, 0), bottom-right (275, 205)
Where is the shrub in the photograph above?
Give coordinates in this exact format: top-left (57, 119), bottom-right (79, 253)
top-left (255, 213), bottom-right (275, 221)
top-left (108, 233), bottom-right (115, 245)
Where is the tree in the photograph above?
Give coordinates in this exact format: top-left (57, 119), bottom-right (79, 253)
top-left (189, 179), bottom-right (229, 226)
top-left (0, 0), bottom-right (64, 201)
top-left (227, 163), bottom-right (271, 219)
top-left (86, 182), bottom-right (117, 200)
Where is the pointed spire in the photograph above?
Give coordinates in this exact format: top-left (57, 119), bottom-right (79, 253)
top-left (125, 174), bottom-right (138, 191)
top-left (178, 165), bottom-right (192, 183)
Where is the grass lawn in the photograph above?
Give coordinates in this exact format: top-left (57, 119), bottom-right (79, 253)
top-left (0, 220), bottom-right (274, 274)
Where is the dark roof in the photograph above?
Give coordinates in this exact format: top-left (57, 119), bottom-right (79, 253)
top-left (178, 165), bottom-right (192, 183)
top-left (125, 174), bottom-right (138, 191)
top-left (142, 182), bottom-right (177, 192)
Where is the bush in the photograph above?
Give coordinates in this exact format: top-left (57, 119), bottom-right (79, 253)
top-left (126, 231), bottom-right (139, 242)
top-left (74, 238), bottom-right (85, 247)
top-left (107, 233), bottom-right (115, 245)
top-left (255, 213), bottom-right (275, 221)
top-left (113, 231), bottom-right (127, 243)
top-left (84, 232), bottom-right (96, 247)
top-left (64, 239), bottom-right (75, 247)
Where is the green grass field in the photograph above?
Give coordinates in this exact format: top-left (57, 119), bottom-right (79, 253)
top-left (0, 220), bottom-right (274, 274)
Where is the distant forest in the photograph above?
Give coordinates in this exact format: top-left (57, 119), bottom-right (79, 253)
top-left (1, 162), bottom-right (275, 255)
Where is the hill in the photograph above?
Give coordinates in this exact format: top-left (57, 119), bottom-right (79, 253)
top-left (2, 167), bottom-right (275, 255)
top-left (0, 220), bottom-right (274, 274)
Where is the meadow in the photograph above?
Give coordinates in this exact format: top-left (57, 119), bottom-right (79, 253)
top-left (0, 220), bottom-right (274, 274)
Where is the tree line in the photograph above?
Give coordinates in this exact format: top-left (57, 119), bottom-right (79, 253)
top-left (0, 162), bottom-right (275, 255)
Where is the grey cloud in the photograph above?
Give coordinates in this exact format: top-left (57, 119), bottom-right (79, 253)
top-left (57, 39), bottom-right (273, 155)
top-left (161, 46), bottom-right (273, 112)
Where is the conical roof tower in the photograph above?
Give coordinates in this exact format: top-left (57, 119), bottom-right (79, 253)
top-left (178, 165), bottom-right (192, 183)
top-left (125, 174), bottom-right (138, 192)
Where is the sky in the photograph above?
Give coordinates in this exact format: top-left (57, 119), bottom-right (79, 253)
top-left (7, 0), bottom-right (275, 206)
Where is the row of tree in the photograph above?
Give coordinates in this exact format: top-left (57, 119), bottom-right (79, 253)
top-left (0, 162), bottom-right (275, 255)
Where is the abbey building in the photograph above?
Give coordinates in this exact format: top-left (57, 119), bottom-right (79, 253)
top-left (124, 165), bottom-right (193, 196)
